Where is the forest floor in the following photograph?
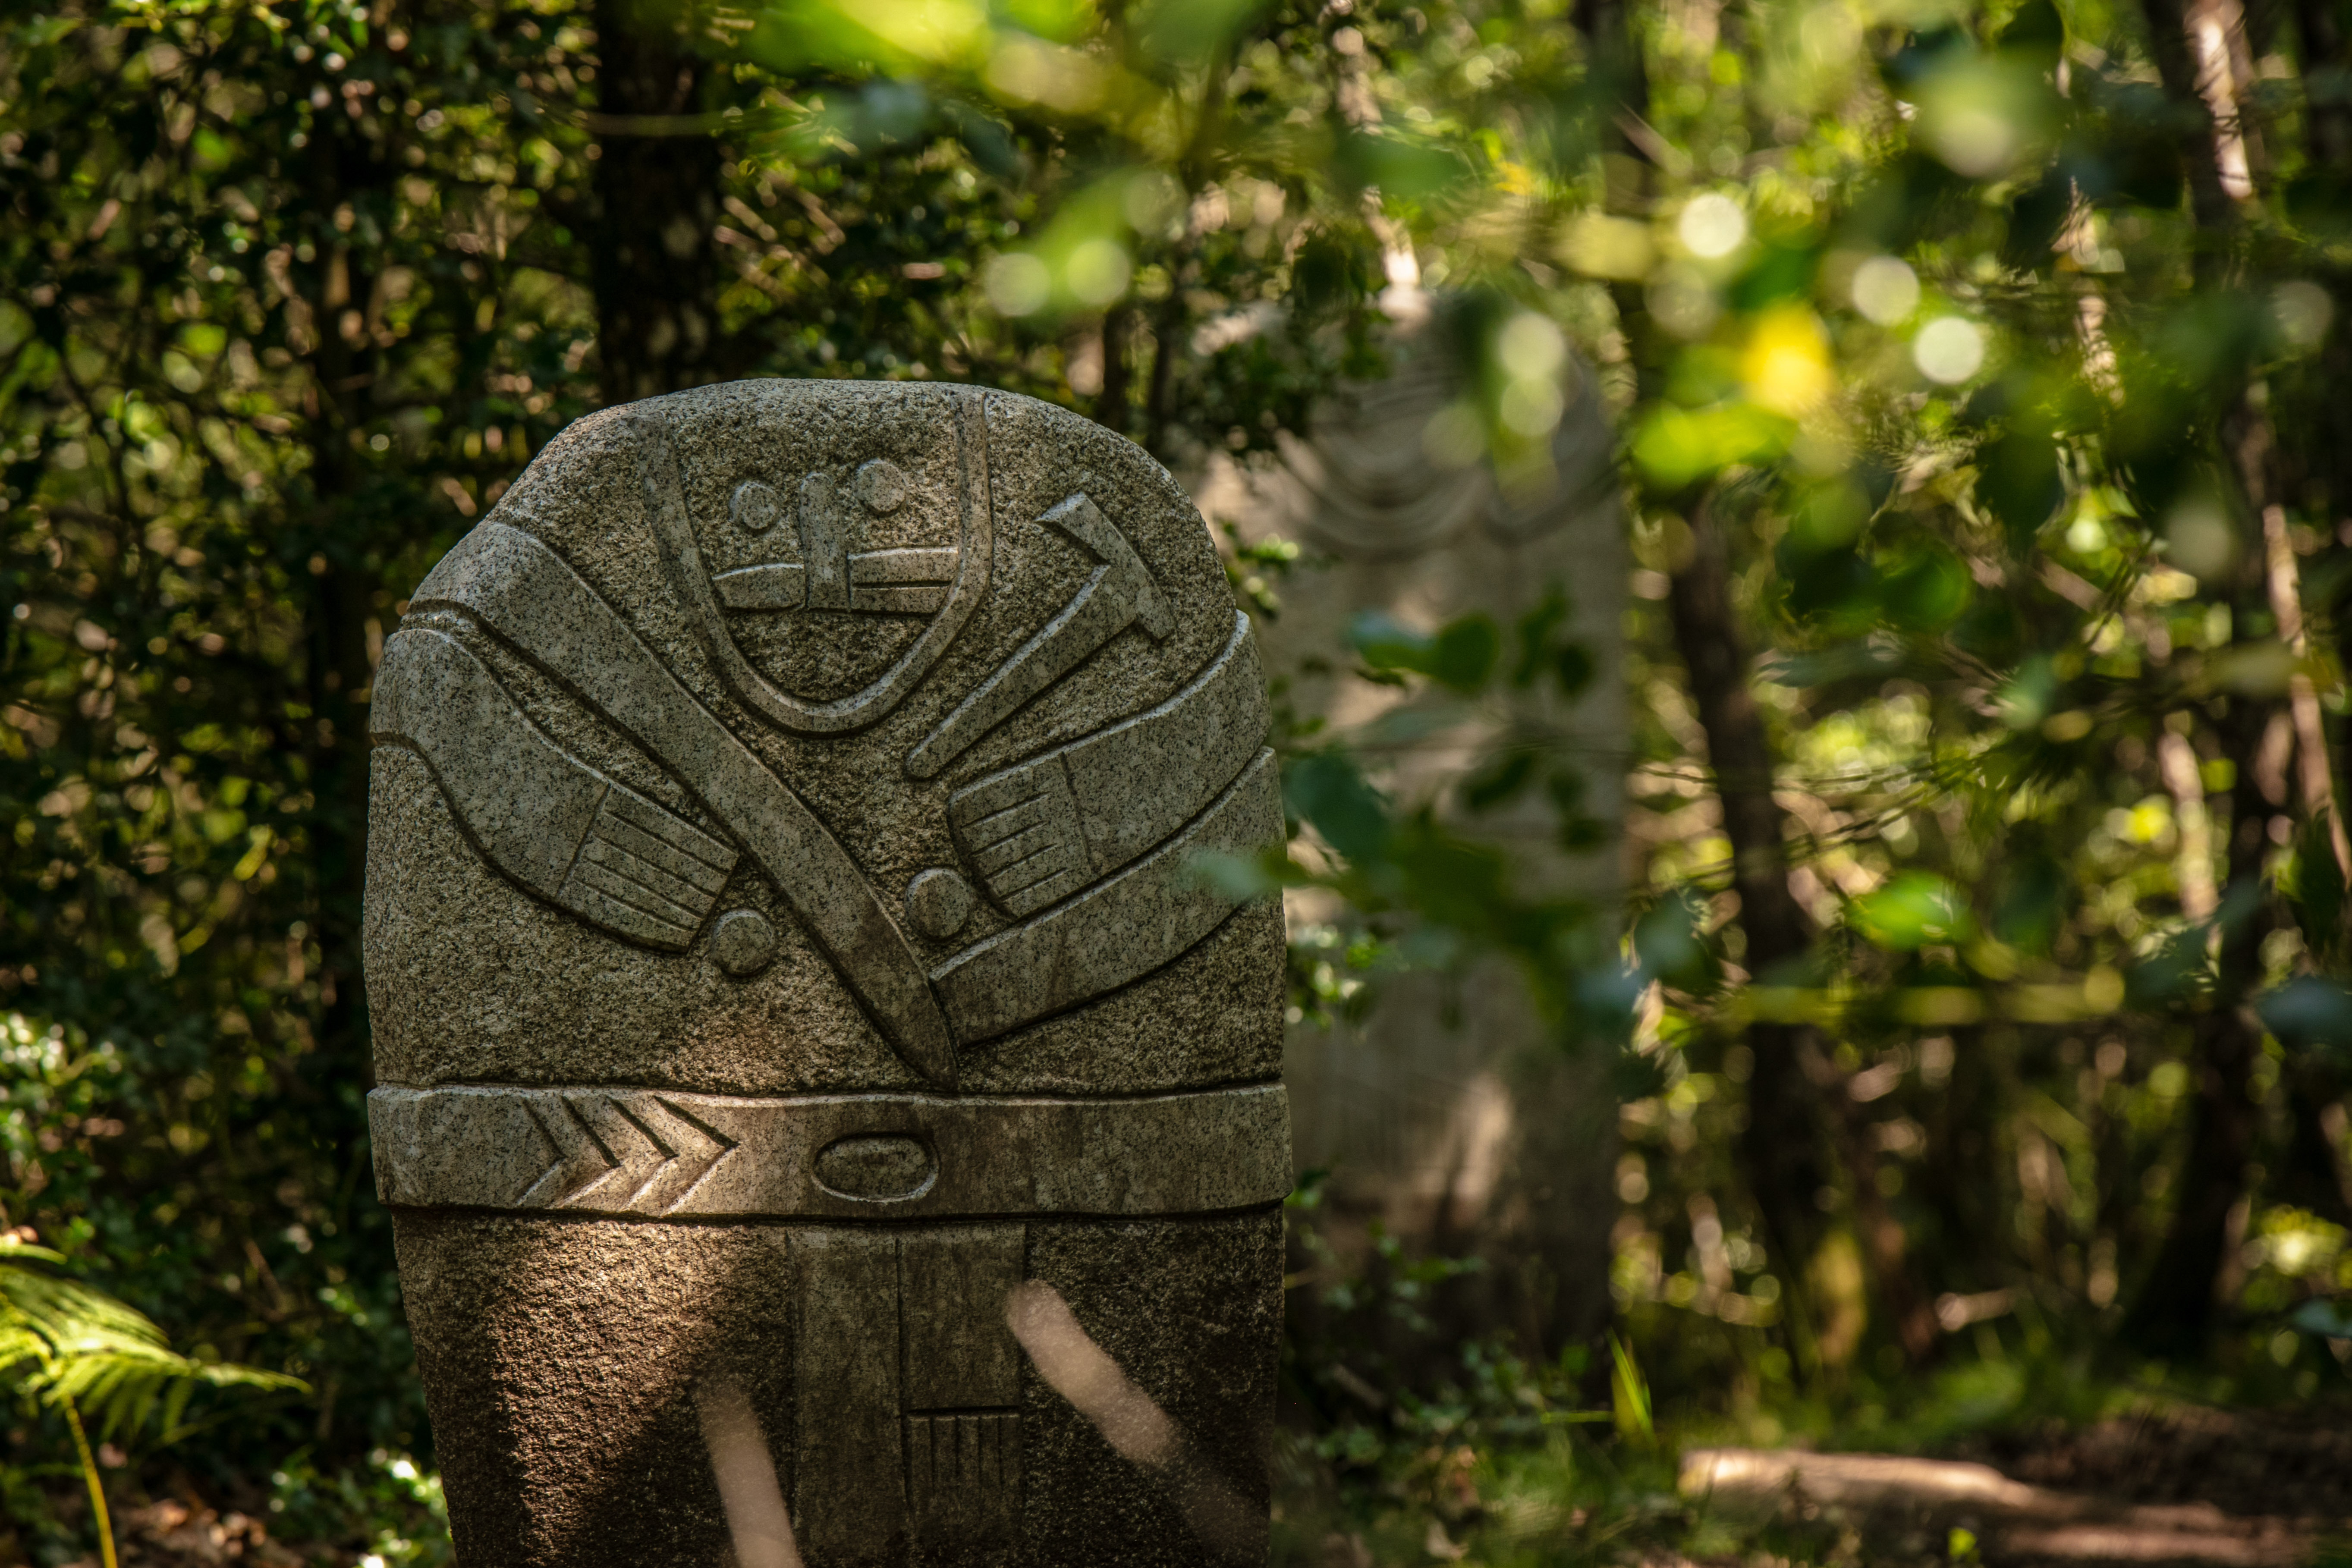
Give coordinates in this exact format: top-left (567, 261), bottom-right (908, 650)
top-left (1285, 1401), bottom-right (2352, 1568)
top-left (13, 1404), bottom-right (2352, 1568)
top-left (1679, 1404), bottom-right (2351, 1566)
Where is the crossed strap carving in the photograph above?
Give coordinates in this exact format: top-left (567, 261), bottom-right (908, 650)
top-left (370, 411), bottom-right (1280, 1085)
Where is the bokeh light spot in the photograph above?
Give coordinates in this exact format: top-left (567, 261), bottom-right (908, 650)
top-left (1741, 307), bottom-right (1834, 416)
top-left (1500, 379), bottom-right (1564, 437)
top-left (1497, 313), bottom-right (1566, 382)
top-left (2274, 280), bottom-right (2335, 352)
top-left (1066, 238), bottom-right (1132, 306)
top-left (1928, 105), bottom-right (2017, 176)
top-left (2166, 499), bottom-right (2238, 582)
top-left (1677, 193), bottom-right (1748, 260)
top-left (1850, 256), bottom-right (1920, 326)
top-left (984, 252), bottom-right (1051, 315)
top-left (1912, 316), bottom-right (1985, 383)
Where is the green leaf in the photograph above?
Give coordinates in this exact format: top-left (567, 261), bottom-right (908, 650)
top-left (2257, 976), bottom-right (2352, 1059)
top-left (2284, 823), bottom-right (2348, 957)
top-left (1424, 616), bottom-right (1500, 694)
top-left (1349, 610), bottom-right (1434, 670)
top-left (1996, 0), bottom-right (2065, 69)
top-left (1461, 749), bottom-right (1537, 812)
top-left (1135, 0), bottom-right (1267, 63)
top-left (1634, 888), bottom-right (1717, 991)
top-left (1975, 430), bottom-right (2064, 553)
top-left (2002, 167), bottom-right (2072, 271)
top-left (1333, 129), bottom-right (1468, 202)
top-left (1609, 1333), bottom-right (1653, 1440)
top-left (1348, 611), bottom-right (1500, 694)
top-left (0, 1254), bottom-right (306, 1443)
top-left (1881, 546), bottom-right (1973, 630)
top-left (1851, 873), bottom-right (1975, 950)
top-left (2292, 1298), bottom-right (2352, 1338)
top-left (1632, 402), bottom-right (1792, 490)
top-left (1283, 752), bottom-right (1390, 865)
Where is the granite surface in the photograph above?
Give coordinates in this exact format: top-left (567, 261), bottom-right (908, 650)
top-left (368, 382), bottom-right (1281, 1090)
top-left (394, 1209), bottom-right (1282, 1568)
top-left (365, 379), bottom-right (1288, 1566)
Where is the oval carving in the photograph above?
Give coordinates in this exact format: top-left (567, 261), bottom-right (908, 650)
top-left (813, 1134), bottom-right (937, 1202)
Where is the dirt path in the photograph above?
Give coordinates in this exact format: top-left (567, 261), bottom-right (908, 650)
top-left (1686, 1408), bottom-right (2352, 1566)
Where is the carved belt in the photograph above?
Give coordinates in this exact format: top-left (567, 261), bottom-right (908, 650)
top-left (371, 1075), bottom-right (1290, 1558)
top-left (368, 1081), bottom-right (1291, 1220)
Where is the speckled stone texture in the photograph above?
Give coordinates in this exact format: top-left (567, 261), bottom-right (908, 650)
top-left (368, 741), bottom-right (1283, 1097)
top-left (392, 1210), bottom-right (1282, 1568)
top-left (365, 380), bottom-right (1287, 1568)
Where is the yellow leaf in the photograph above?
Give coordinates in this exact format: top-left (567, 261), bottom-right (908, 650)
top-left (1741, 305), bottom-right (1834, 417)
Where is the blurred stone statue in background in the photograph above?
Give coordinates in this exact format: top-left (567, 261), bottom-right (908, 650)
top-left (1193, 317), bottom-right (1626, 1362)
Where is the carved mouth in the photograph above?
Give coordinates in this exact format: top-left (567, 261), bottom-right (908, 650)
top-left (714, 545), bottom-right (961, 616)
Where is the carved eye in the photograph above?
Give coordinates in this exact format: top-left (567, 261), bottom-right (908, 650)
top-left (853, 459), bottom-right (908, 515)
top-left (732, 479), bottom-right (782, 533)
top-left (813, 1134), bottom-right (936, 1201)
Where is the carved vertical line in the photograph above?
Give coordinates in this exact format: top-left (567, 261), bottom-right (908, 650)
top-left (958, 386), bottom-right (994, 616)
top-left (792, 1229), bottom-right (904, 1562)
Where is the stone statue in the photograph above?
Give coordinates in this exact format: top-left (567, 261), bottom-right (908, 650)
top-left (1193, 327), bottom-right (1623, 1358)
top-left (363, 381), bottom-right (1290, 1568)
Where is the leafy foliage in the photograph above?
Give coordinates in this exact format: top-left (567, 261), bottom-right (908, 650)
top-left (0, 1234), bottom-right (304, 1445)
top-left (9, 0), bottom-right (2352, 1554)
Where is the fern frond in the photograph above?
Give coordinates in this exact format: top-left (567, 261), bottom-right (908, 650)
top-left (1, 1266), bottom-right (175, 1355)
top-left (37, 1342), bottom-right (305, 1438)
top-left (0, 1252), bottom-right (308, 1445)
top-left (0, 1322), bottom-right (47, 1379)
top-left (0, 1235), bottom-right (66, 1265)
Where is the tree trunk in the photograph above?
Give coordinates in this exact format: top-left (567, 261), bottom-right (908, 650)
top-left (2138, 0), bottom-right (2240, 252)
top-left (2118, 369), bottom-right (2277, 1357)
top-left (299, 59), bottom-right (397, 1082)
top-left (1141, 292), bottom-right (1185, 461)
top-left (1664, 500), bottom-right (1836, 1325)
top-left (2294, 0), bottom-right (2352, 170)
top-left (2118, 415), bottom-right (2281, 1345)
top-left (592, 0), bottom-right (726, 403)
top-left (1094, 309), bottom-right (1131, 435)
top-left (2281, 1062), bottom-right (2352, 1225)
top-left (2115, 437), bottom-right (2282, 1345)
top-left (1572, 0), bottom-right (1923, 1364)
top-left (1837, 1096), bottom-right (1940, 1361)
top-left (2110, 0), bottom-right (2308, 1357)
top-left (2120, 895), bottom-right (2264, 1350)
top-left (2305, 0), bottom-right (2352, 916)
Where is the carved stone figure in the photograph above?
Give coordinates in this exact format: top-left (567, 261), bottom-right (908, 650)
top-left (364, 381), bottom-right (1289, 1568)
top-left (1194, 327), bottom-right (1623, 1357)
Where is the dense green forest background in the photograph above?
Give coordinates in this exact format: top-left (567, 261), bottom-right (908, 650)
top-left (5, 0), bottom-right (2352, 1560)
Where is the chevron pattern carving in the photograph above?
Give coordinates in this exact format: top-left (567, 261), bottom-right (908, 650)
top-left (516, 1092), bottom-right (738, 1214)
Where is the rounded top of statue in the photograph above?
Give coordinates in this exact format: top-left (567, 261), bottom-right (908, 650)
top-left (364, 380), bottom-right (1284, 1100)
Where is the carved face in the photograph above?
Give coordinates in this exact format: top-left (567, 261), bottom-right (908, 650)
top-left (658, 394), bottom-right (995, 735)
top-left (368, 380), bottom-right (1280, 1097)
